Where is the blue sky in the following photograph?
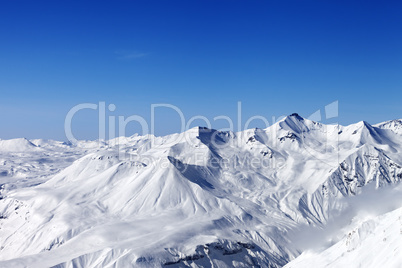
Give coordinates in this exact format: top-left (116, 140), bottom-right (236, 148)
top-left (0, 0), bottom-right (401, 140)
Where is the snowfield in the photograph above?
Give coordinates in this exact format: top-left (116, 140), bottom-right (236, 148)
top-left (1, 114), bottom-right (402, 267)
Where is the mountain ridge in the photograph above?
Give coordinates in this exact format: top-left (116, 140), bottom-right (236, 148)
top-left (1, 115), bottom-right (402, 267)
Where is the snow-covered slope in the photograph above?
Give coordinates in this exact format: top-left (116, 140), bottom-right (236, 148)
top-left (0, 115), bottom-right (402, 267)
top-left (375, 119), bottom-right (402, 135)
top-left (0, 138), bottom-right (39, 152)
top-left (285, 193), bottom-right (402, 268)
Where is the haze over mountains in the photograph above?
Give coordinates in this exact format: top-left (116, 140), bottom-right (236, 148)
top-left (1, 114), bottom-right (402, 267)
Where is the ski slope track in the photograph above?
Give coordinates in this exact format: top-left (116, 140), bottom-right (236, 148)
top-left (1, 114), bottom-right (402, 267)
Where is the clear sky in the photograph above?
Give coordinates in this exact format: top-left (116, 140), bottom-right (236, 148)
top-left (1, 0), bottom-right (401, 140)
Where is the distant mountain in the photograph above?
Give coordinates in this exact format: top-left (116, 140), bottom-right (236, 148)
top-left (1, 115), bottom-right (402, 267)
top-left (375, 119), bottom-right (402, 135)
top-left (0, 138), bottom-right (39, 152)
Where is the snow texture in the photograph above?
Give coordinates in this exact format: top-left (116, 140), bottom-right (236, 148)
top-left (1, 115), bottom-right (402, 267)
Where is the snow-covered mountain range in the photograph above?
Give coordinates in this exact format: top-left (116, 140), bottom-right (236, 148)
top-left (1, 114), bottom-right (402, 267)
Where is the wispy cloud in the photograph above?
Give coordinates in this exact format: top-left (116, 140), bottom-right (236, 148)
top-left (288, 183), bottom-right (402, 252)
top-left (115, 50), bottom-right (149, 60)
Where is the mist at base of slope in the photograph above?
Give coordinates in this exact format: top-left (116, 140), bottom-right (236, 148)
top-left (288, 183), bottom-right (402, 252)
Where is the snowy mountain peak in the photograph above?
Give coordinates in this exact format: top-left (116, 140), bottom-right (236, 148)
top-left (289, 113), bottom-right (304, 120)
top-left (273, 113), bottom-right (321, 136)
top-left (0, 138), bottom-right (39, 152)
top-left (375, 119), bottom-right (402, 135)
